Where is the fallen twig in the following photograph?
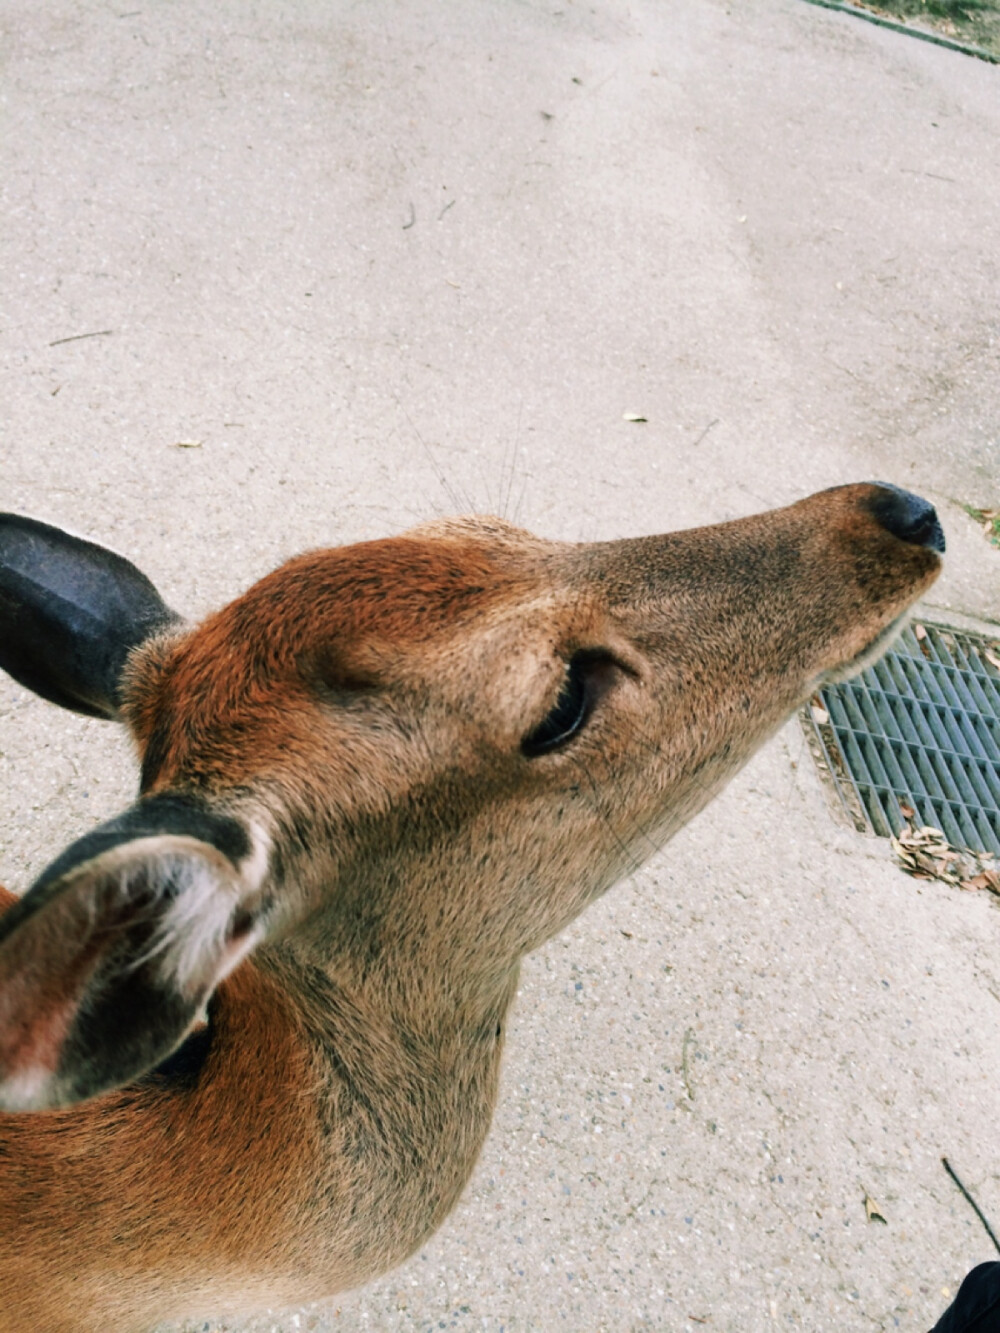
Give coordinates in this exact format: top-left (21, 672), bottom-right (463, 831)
top-left (942, 1157), bottom-right (1000, 1255)
top-left (48, 329), bottom-right (113, 347)
top-left (681, 1027), bottom-right (696, 1103)
top-left (692, 418), bottom-right (720, 448)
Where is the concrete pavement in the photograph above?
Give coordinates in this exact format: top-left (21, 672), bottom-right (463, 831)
top-left (1, 1), bottom-right (999, 1328)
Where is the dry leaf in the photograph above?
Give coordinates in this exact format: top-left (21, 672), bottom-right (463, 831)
top-left (811, 704), bottom-right (829, 726)
top-left (892, 821), bottom-right (1000, 896)
top-left (973, 869), bottom-right (1000, 896)
top-left (984, 650), bottom-right (1000, 672)
top-left (899, 803), bottom-right (915, 819)
top-left (960, 876), bottom-right (990, 892)
top-left (864, 1192), bottom-right (887, 1224)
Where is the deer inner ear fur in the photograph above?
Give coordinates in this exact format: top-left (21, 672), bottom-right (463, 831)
top-left (0, 795), bottom-right (269, 1110)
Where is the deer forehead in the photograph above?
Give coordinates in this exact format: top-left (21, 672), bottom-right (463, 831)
top-left (147, 533), bottom-right (599, 696)
top-left (124, 527), bottom-right (606, 784)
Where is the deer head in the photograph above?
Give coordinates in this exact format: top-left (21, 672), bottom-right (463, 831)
top-left (0, 483), bottom-right (943, 1111)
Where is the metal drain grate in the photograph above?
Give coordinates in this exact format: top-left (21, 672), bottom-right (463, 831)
top-left (807, 623), bottom-right (1000, 854)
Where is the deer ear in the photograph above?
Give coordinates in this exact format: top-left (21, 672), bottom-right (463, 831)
top-left (0, 795), bottom-right (270, 1110)
top-left (0, 513), bottom-right (179, 719)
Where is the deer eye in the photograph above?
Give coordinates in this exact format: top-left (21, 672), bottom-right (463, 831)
top-left (521, 651), bottom-right (618, 758)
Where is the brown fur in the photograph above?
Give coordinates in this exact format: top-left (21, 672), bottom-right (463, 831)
top-left (0, 486), bottom-right (941, 1330)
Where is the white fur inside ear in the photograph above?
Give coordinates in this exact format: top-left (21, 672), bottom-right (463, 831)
top-left (0, 1065), bottom-right (55, 1113)
top-left (137, 853), bottom-right (241, 991)
top-left (123, 824), bottom-right (271, 994)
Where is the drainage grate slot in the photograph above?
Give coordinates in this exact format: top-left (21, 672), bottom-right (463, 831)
top-left (807, 623), bottom-right (1000, 854)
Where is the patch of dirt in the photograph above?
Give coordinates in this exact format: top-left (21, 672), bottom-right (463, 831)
top-left (855, 0), bottom-right (1000, 58)
top-left (961, 503), bottom-right (1000, 549)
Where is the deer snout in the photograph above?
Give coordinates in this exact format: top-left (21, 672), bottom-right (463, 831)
top-left (865, 483), bottom-right (946, 554)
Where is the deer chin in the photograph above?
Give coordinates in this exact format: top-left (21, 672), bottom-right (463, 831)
top-left (819, 605), bottom-right (923, 687)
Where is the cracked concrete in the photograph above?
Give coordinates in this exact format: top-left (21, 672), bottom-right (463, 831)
top-left (2, 0), bottom-right (999, 1329)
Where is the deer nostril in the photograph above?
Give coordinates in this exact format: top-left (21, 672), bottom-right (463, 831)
top-left (866, 483), bottom-right (946, 554)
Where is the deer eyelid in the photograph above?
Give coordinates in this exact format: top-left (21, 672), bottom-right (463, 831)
top-left (521, 650), bottom-right (620, 758)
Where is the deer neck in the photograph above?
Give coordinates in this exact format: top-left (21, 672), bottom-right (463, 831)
top-left (239, 934), bottom-right (517, 1284)
top-left (254, 914), bottom-right (519, 1090)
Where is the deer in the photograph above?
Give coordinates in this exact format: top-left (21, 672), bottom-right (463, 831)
top-left (0, 483), bottom-right (944, 1332)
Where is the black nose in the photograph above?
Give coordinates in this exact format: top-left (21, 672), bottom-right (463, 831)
top-left (867, 483), bottom-right (946, 554)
